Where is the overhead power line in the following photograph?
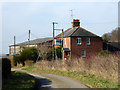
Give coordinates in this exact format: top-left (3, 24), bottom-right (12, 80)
top-left (17, 30), bottom-right (28, 38)
top-left (31, 32), bottom-right (40, 39)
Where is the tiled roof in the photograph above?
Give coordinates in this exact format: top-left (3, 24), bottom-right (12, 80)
top-left (9, 37), bottom-right (53, 47)
top-left (55, 27), bottom-right (98, 38)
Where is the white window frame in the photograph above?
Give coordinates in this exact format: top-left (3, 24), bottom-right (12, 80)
top-left (87, 38), bottom-right (90, 45)
top-left (77, 37), bottom-right (82, 45)
top-left (64, 38), bottom-right (66, 45)
top-left (81, 50), bottom-right (86, 57)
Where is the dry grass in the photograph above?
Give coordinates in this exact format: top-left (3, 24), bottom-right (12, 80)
top-left (34, 55), bottom-right (119, 82)
top-left (25, 60), bottom-right (34, 67)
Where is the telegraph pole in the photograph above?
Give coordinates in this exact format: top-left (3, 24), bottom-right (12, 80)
top-left (53, 22), bottom-right (54, 60)
top-left (14, 36), bottom-right (16, 55)
top-left (62, 29), bottom-right (64, 61)
top-left (52, 22), bottom-right (64, 61)
top-left (28, 30), bottom-right (30, 47)
top-left (52, 22), bottom-right (58, 60)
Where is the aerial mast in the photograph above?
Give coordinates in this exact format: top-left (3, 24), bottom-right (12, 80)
top-left (70, 9), bottom-right (74, 20)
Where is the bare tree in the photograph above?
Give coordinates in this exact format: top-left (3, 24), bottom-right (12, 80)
top-left (110, 27), bottom-right (120, 42)
top-left (37, 46), bottom-right (52, 60)
top-left (102, 27), bottom-right (120, 42)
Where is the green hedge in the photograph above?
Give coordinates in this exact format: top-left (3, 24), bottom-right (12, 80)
top-left (2, 58), bottom-right (11, 78)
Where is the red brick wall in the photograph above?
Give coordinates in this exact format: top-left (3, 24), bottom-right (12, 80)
top-left (71, 37), bottom-right (103, 58)
top-left (37, 41), bottom-right (52, 49)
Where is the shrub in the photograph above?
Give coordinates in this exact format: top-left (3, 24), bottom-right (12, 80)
top-left (13, 55), bottom-right (19, 66)
top-left (13, 55), bottom-right (24, 66)
top-left (2, 58), bottom-right (11, 78)
top-left (13, 47), bottom-right (38, 66)
top-left (56, 46), bottom-right (62, 59)
top-left (99, 50), bottom-right (111, 56)
top-left (20, 47), bottom-right (38, 63)
top-left (102, 33), bottom-right (111, 42)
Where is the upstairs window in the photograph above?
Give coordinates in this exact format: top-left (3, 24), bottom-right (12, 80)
top-left (81, 50), bottom-right (86, 57)
top-left (86, 38), bottom-right (90, 45)
top-left (55, 39), bottom-right (62, 46)
top-left (77, 38), bottom-right (82, 45)
top-left (64, 38), bottom-right (66, 45)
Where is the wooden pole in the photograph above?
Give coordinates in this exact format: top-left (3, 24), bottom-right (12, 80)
top-left (53, 22), bottom-right (55, 60)
top-left (62, 29), bottom-right (64, 63)
top-left (14, 36), bottom-right (16, 55)
top-left (28, 30), bottom-right (30, 47)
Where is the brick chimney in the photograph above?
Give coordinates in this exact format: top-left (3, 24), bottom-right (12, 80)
top-left (72, 19), bottom-right (80, 27)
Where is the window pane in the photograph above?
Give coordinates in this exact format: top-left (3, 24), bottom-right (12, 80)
top-left (81, 50), bottom-right (85, 57)
top-left (55, 39), bottom-right (62, 45)
top-left (77, 38), bottom-right (81, 45)
top-left (87, 38), bottom-right (90, 45)
top-left (77, 38), bottom-right (78, 43)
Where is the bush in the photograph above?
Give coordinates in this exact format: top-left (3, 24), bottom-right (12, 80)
top-left (13, 47), bottom-right (38, 66)
top-left (13, 55), bottom-right (19, 66)
top-left (102, 33), bottom-right (111, 42)
top-left (20, 47), bottom-right (38, 63)
top-left (56, 46), bottom-right (62, 59)
top-left (99, 50), bottom-right (111, 56)
top-left (13, 55), bottom-right (24, 66)
top-left (2, 58), bottom-right (11, 78)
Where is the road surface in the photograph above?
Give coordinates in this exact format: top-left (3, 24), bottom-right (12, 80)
top-left (12, 68), bottom-right (89, 89)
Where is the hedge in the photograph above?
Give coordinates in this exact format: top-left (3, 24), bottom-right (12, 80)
top-left (2, 58), bottom-right (11, 78)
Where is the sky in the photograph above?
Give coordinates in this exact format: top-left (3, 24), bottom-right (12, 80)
top-left (0, 0), bottom-right (119, 54)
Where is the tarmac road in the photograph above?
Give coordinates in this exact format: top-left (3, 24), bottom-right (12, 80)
top-left (12, 68), bottom-right (88, 89)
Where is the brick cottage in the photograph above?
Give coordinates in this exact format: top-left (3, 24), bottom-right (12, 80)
top-left (55, 19), bottom-right (103, 60)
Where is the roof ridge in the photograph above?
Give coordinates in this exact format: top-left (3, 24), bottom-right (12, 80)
top-left (9, 37), bottom-right (53, 47)
top-left (79, 27), bottom-right (98, 36)
top-left (55, 27), bottom-right (72, 37)
top-left (70, 27), bottom-right (79, 36)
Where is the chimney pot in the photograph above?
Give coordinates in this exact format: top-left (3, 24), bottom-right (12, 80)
top-left (72, 19), bottom-right (80, 27)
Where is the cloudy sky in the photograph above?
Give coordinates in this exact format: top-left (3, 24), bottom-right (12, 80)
top-left (1, 0), bottom-right (119, 54)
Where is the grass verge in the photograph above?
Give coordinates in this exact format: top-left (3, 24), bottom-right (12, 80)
top-left (2, 71), bottom-right (35, 90)
top-left (22, 66), bottom-right (118, 88)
